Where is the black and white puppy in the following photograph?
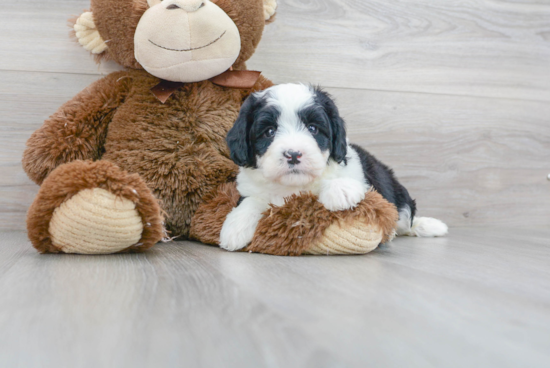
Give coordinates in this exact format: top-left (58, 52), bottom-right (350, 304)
top-left (220, 84), bottom-right (448, 251)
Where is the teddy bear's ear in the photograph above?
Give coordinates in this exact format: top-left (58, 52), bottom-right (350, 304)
top-left (73, 12), bottom-right (108, 55)
top-left (263, 0), bottom-right (277, 22)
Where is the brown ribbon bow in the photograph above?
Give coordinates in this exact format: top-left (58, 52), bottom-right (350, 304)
top-left (151, 70), bottom-right (262, 104)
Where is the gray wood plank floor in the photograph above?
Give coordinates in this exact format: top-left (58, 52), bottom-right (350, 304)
top-left (1, 229), bottom-right (549, 368)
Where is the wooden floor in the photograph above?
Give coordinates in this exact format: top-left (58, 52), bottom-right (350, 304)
top-left (0, 228), bottom-right (549, 368)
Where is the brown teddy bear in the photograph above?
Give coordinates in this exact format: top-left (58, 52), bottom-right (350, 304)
top-left (22, 0), bottom-right (398, 255)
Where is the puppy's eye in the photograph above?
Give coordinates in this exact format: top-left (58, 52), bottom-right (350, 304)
top-left (307, 125), bottom-right (318, 135)
top-left (264, 128), bottom-right (276, 138)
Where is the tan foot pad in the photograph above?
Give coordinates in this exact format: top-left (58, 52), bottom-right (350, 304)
top-left (49, 188), bottom-right (144, 254)
top-left (306, 222), bottom-right (384, 255)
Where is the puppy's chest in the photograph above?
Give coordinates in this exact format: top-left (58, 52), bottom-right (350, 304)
top-left (269, 181), bottom-right (324, 207)
top-left (238, 153), bottom-right (368, 206)
top-left (267, 164), bottom-right (360, 204)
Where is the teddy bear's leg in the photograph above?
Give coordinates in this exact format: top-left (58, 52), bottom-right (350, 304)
top-left (304, 222), bottom-right (388, 255)
top-left (246, 191), bottom-right (399, 256)
top-left (27, 160), bottom-right (164, 254)
top-left (190, 182), bottom-right (399, 256)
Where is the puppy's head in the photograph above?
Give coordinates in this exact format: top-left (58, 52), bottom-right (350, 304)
top-left (227, 84), bottom-right (347, 186)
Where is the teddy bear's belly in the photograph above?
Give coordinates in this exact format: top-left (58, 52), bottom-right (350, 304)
top-left (101, 97), bottom-right (240, 238)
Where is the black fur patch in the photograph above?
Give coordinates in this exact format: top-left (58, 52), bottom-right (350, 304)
top-left (226, 95), bottom-right (281, 168)
top-left (250, 105), bottom-right (281, 160)
top-left (312, 88), bottom-right (348, 164)
top-left (297, 103), bottom-right (332, 154)
top-left (351, 143), bottom-right (417, 224)
top-left (236, 196), bottom-right (246, 207)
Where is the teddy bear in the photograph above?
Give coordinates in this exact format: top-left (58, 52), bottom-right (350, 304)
top-left (22, 0), bottom-right (398, 256)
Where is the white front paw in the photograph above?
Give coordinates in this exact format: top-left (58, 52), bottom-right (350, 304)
top-left (319, 179), bottom-right (366, 211)
top-left (219, 223), bottom-right (255, 251)
top-left (219, 198), bottom-right (266, 251)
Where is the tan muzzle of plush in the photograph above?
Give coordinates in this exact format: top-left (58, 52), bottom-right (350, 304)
top-left (134, 0), bottom-right (242, 83)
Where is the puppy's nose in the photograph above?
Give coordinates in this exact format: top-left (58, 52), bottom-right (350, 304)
top-left (284, 150), bottom-right (302, 165)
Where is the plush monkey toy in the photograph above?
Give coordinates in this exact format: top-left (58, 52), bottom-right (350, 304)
top-left (23, 0), bottom-right (398, 255)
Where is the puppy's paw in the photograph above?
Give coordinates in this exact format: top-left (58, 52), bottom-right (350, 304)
top-left (319, 179), bottom-right (367, 211)
top-left (219, 224), bottom-right (255, 251)
top-left (219, 198), bottom-right (266, 251)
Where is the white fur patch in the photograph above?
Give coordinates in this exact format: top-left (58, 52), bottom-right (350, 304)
top-left (219, 197), bottom-right (268, 251)
top-left (258, 133), bottom-right (328, 187)
top-left (318, 178), bottom-right (366, 211)
top-left (396, 205), bottom-right (448, 237)
top-left (410, 217), bottom-right (449, 237)
top-left (262, 83), bottom-right (315, 113)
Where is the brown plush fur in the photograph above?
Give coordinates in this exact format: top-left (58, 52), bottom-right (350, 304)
top-left (248, 190), bottom-right (399, 256)
top-left (189, 182), bottom-right (241, 245)
top-left (190, 183), bottom-right (399, 256)
top-left (23, 71), bottom-right (132, 185)
top-left (23, 0), bottom-right (275, 252)
top-left (27, 160), bottom-right (164, 253)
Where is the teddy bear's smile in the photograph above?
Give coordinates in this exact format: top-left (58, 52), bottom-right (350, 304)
top-left (148, 30), bottom-right (226, 52)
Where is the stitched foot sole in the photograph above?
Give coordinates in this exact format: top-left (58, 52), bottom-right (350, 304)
top-left (49, 188), bottom-right (144, 254)
top-left (306, 221), bottom-right (383, 255)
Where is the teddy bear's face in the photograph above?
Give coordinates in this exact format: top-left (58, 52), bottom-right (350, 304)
top-left (76, 0), bottom-right (276, 81)
top-left (134, 0), bottom-right (241, 82)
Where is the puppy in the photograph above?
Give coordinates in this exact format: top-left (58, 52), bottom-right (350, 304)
top-left (220, 84), bottom-right (448, 251)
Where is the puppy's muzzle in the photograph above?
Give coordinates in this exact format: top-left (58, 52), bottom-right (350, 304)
top-left (283, 150), bottom-right (302, 165)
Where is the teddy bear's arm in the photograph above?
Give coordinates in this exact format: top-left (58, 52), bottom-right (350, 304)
top-left (23, 71), bottom-right (132, 185)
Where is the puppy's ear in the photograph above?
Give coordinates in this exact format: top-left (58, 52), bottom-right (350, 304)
top-left (330, 115), bottom-right (348, 164)
top-left (314, 88), bottom-right (347, 163)
top-left (227, 95), bottom-right (257, 167)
